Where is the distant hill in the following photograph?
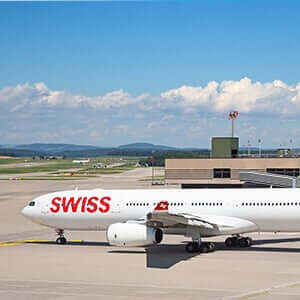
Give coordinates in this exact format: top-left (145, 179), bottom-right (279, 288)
top-left (14, 143), bottom-right (102, 154)
top-left (118, 143), bottom-right (177, 151)
top-left (0, 148), bottom-right (45, 157)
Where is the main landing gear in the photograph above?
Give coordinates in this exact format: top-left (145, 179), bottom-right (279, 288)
top-left (225, 236), bottom-right (252, 248)
top-left (55, 229), bottom-right (67, 245)
top-left (185, 241), bottom-right (216, 253)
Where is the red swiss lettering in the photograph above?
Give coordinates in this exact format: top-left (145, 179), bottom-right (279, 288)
top-left (99, 196), bottom-right (111, 213)
top-left (61, 197), bottom-right (82, 213)
top-left (81, 196), bottom-right (87, 213)
top-left (87, 197), bottom-right (98, 213)
top-left (50, 197), bottom-right (61, 213)
top-left (50, 195), bottom-right (112, 214)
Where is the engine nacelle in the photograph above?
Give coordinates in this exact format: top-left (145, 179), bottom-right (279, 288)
top-left (107, 223), bottom-right (163, 247)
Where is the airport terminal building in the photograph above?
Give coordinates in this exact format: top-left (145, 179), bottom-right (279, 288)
top-left (164, 137), bottom-right (300, 188)
top-left (165, 157), bottom-right (300, 188)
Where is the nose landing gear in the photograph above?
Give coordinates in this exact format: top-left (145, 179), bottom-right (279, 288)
top-left (55, 229), bottom-right (67, 245)
top-left (225, 236), bottom-right (252, 248)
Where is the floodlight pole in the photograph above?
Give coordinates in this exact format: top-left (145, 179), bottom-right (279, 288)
top-left (229, 111), bottom-right (238, 138)
top-left (151, 151), bottom-right (154, 185)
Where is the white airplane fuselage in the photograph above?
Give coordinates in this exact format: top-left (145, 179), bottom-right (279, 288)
top-left (22, 188), bottom-right (300, 236)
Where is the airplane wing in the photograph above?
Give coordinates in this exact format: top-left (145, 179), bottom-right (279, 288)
top-left (145, 201), bottom-right (258, 236)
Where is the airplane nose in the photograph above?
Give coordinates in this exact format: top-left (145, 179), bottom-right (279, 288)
top-left (21, 206), bottom-right (29, 217)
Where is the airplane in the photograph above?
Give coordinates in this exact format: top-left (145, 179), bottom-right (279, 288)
top-left (21, 188), bottom-right (300, 253)
top-left (72, 159), bottom-right (90, 164)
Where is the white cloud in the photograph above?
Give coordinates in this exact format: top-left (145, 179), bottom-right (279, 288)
top-left (161, 77), bottom-right (300, 114)
top-left (1, 79), bottom-right (300, 146)
top-left (2, 78), bottom-right (300, 115)
top-left (0, 82), bottom-right (141, 111)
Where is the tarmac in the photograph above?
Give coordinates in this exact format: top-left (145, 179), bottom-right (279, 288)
top-left (2, 168), bottom-right (300, 299)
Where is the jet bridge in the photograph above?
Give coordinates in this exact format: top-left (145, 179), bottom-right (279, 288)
top-left (240, 171), bottom-right (300, 188)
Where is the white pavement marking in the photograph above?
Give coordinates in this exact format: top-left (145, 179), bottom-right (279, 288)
top-left (223, 281), bottom-right (300, 299)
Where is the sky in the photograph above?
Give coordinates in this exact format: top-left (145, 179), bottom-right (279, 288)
top-left (1, 1), bottom-right (300, 148)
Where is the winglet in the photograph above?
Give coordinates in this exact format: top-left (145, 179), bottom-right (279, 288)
top-left (154, 201), bottom-right (169, 212)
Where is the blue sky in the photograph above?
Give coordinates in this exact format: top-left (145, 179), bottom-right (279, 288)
top-left (1, 1), bottom-right (300, 148)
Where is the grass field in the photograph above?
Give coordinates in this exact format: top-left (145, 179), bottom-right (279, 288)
top-left (0, 158), bottom-right (27, 165)
top-left (0, 157), bottom-right (139, 175)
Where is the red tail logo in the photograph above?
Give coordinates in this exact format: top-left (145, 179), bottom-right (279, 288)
top-left (155, 201), bottom-right (169, 211)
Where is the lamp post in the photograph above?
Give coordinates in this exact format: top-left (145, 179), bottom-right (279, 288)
top-left (229, 111), bottom-right (239, 137)
top-left (151, 151), bottom-right (155, 185)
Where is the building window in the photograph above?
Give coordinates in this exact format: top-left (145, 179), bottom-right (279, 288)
top-left (267, 168), bottom-right (300, 177)
top-left (213, 168), bottom-right (231, 178)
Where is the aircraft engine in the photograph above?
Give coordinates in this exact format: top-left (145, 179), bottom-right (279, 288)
top-left (107, 223), bottom-right (163, 247)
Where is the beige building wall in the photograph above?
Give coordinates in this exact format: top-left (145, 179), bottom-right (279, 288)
top-left (165, 158), bottom-right (300, 185)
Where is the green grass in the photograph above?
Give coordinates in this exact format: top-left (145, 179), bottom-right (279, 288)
top-left (0, 157), bottom-right (140, 175)
top-left (0, 161), bottom-right (79, 174)
top-left (0, 158), bottom-right (25, 165)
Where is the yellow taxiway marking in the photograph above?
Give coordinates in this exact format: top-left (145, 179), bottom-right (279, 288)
top-left (0, 240), bottom-right (83, 247)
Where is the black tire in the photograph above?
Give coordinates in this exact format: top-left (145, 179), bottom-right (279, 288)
top-left (232, 236), bottom-right (239, 246)
top-left (208, 242), bottom-right (216, 252)
top-left (56, 237), bottom-right (67, 245)
top-left (238, 238), bottom-right (248, 248)
top-left (185, 242), bottom-right (194, 253)
top-left (246, 237), bottom-right (252, 247)
top-left (225, 237), bottom-right (233, 247)
top-left (200, 243), bottom-right (209, 253)
top-left (56, 237), bottom-right (62, 244)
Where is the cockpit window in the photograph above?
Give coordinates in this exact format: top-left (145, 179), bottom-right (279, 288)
top-left (29, 201), bottom-right (35, 207)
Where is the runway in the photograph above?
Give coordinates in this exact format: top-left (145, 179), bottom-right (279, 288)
top-left (2, 168), bottom-right (300, 299)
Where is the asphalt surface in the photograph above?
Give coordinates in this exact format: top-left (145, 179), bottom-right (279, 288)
top-left (1, 168), bottom-right (300, 299)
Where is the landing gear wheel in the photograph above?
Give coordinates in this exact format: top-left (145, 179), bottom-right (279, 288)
top-left (246, 237), bottom-right (252, 247)
top-left (200, 243), bottom-right (209, 253)
top-left (238, 237), bottom-right (248, 248)
top-left (231, 236), bottom-right (239, 246)
top-left (185, 242), bottom-right (199, 253)
top-left (225, 237), bottom-right (233, 247)
top-left (225, 237), bottom-right (238, 247)
top-left (207, 242), bottom-right (216, 252)
top-left (55, 229), bottom-right (67, 245)
top-left (56, 237), bottom-right (67, 245)
top-left (185, 242), bottom-right (194, 253)
top-left (185, 242), bottom-right (201, 253)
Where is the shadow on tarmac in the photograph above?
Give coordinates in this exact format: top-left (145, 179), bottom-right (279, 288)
top-left (109, 237), bottom-right (300, 269)
top-left (109, 243), bottom-right (201, 269)
top-left (25, 237), bottom-right (300, 269)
